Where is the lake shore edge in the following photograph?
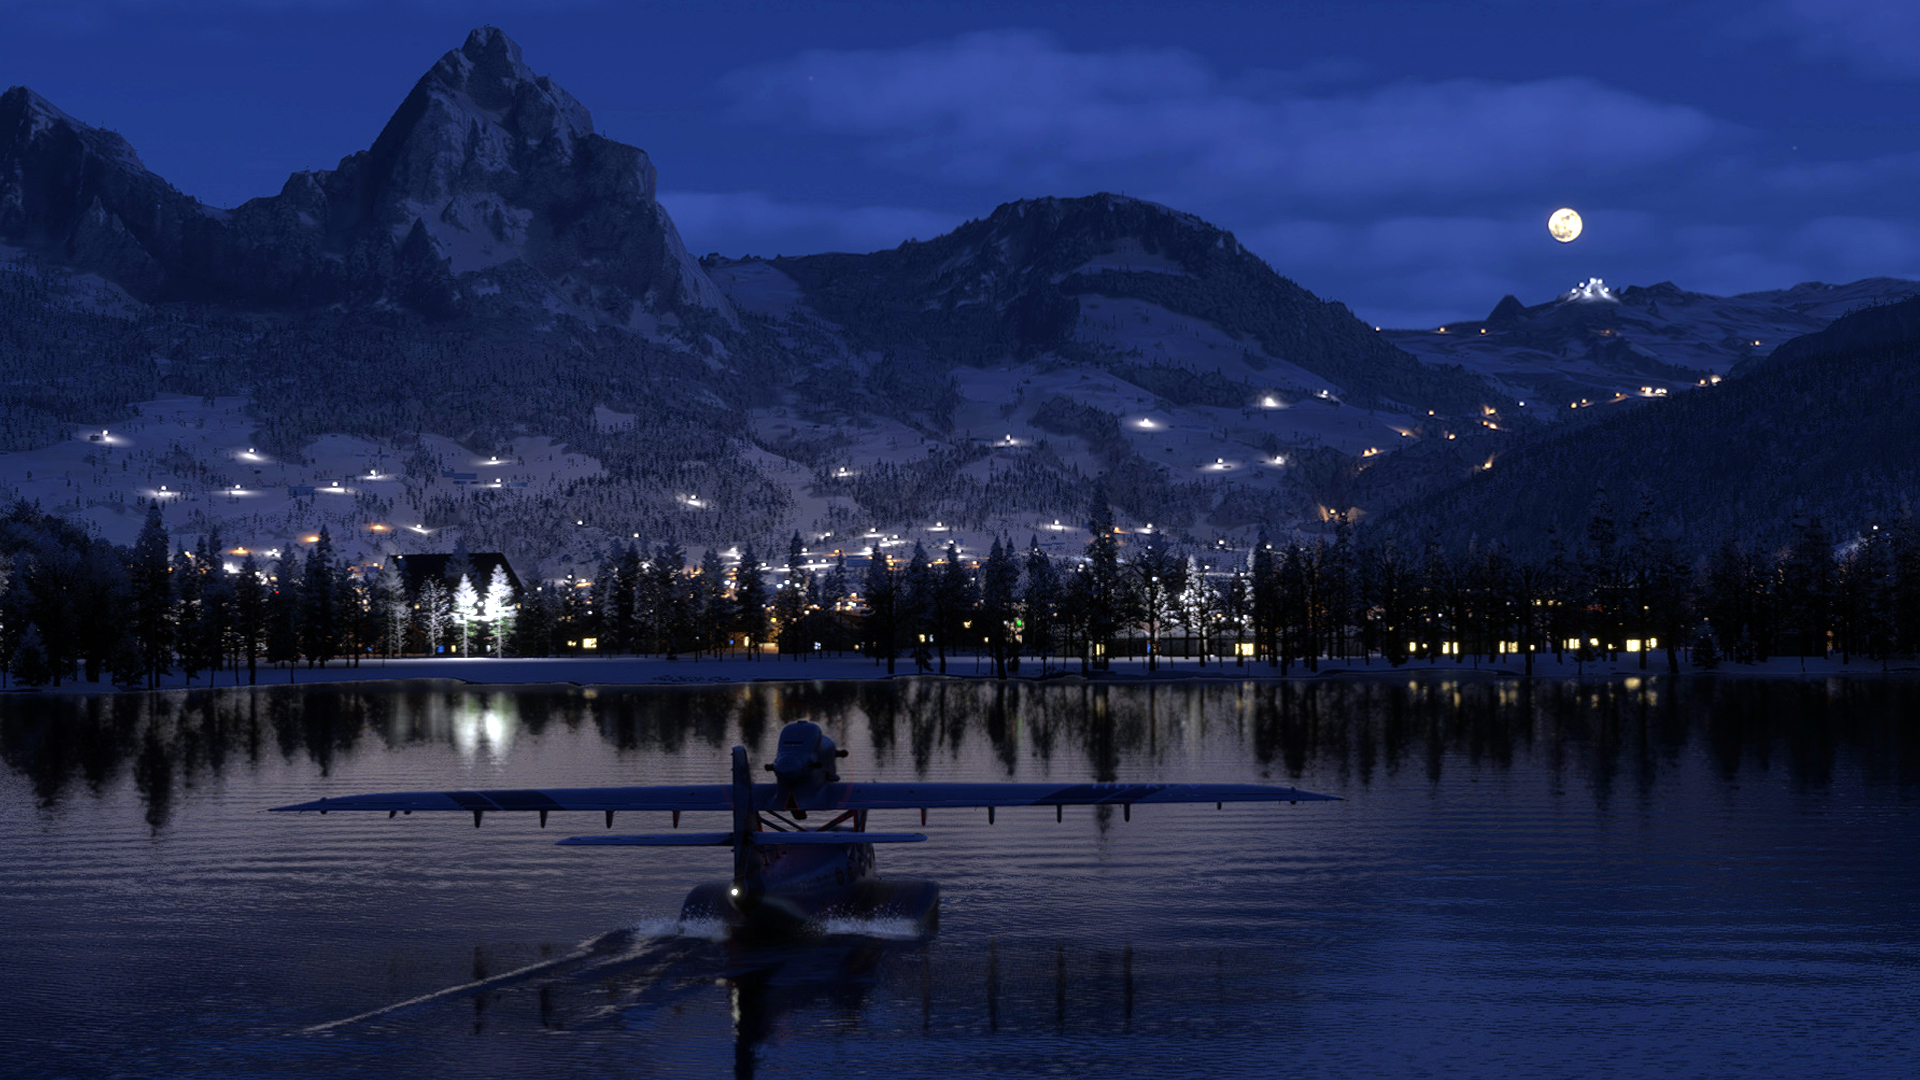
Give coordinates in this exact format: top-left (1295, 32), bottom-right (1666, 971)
top-left (9, 651), bottom-right (1920, 696)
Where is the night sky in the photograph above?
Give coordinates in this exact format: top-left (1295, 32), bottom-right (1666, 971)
top-left (3, 0), bottom-right (1916, 327)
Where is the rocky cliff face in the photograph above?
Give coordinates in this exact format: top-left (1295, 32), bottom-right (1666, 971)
top-left (0, 28), bottom-right (727, 327)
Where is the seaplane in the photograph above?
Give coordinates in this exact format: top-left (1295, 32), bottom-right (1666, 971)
top-left (272, 720), bottom-right (1337, 936)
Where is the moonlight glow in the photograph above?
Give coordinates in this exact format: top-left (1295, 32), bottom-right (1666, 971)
top-left (1548, 208), bottom-right (1583, 243)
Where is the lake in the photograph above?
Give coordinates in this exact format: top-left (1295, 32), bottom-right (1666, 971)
top-left (2, 676), bottom-right (1915, 1079)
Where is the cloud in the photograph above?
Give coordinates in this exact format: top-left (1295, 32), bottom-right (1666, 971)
top-left (1758, 0), bottom-right (1920, 79)
top-left (658, 190), bottom-right (962, 259)
top-left (722, 29), bottom-right (1920, 327)
top-left (729, 30), bottom-right (1724, 207)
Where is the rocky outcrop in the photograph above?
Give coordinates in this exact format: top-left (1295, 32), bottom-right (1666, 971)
top-left (0, 28), bottom-right (728, 326)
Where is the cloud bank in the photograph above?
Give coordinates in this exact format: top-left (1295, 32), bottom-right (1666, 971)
top-left (702, 29), bottom-right (1920, 328)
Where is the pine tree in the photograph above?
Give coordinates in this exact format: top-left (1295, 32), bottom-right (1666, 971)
top-left (418, 577), bottom-right (452, 655)
top-left (609, 543), bottom-right (642, 653)
top-left (1781, 515), bottom-right (1835, 662)
top-left (514, 585), bottom-right (557, 657)
top-left (776, 533), bottom-right (808, 658)
top-left (1022, 538), bottom-right (1060, 674)
top-left (1128, 533), bottom-right (1185, 672)
top-left (234, 553), bottom-right (265, 684)
top-left (1251, 535), bottom-right (1277, 667)
top-left (733, 546), bottom-right (768, 658)
top-left (12, 622), bottom-right (50, 687)
top-left (198, 534), bottom-right (234, 684)
top-left (173, 546), bottom-right (207, 683)
top-left (651, 541), bottom-right (689, 659)
top-left (265, 551), bottom-right (302, 680)
top-left (300, 527), bottom-right (339, 668)
top-left (933, 541), bottom-right (975, 674)
top-left (1083, 487), bottom-right (1122, 669)
top-left (484, 565), bottom-right (516, 656)
top-left (377, 563), bottom-right (410, 658)
top-left (129, 502), bottom-right (173, 689)
top-left (452, 574), bottom-right (481, 656)
top-left (863, 542), bottom-right (897, 674)
top-left (1176, 556), bottom-right (1217, 667)
top-left (981, 537), bottom-right (1019, 678)
top-left (697, 548), bottom-right (732, 658)
top-left (903, 541), bottom-right (934, 671)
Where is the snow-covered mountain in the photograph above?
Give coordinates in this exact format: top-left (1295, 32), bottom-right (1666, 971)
top-left (1384, 276), bottom-right (1920, 419)
top-left (1375, 291), bottom-right (1920, 553)
top-left (0, 28), bottom-right (726, 328)
top-left (2, 28), bottom-right (1915, 575)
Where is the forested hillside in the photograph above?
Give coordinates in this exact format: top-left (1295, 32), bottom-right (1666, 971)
top-left (1377, 299), bottom-right (1920, 554)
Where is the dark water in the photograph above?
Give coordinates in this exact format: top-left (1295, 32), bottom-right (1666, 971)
top-left (2, 676), bottom-right (1916, 1079)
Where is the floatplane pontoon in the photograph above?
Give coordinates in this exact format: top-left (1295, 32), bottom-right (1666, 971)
top-left (273, 720), bottom-right (1338, 935)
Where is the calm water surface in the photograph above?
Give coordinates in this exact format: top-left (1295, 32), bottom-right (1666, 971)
top-left (1, 676), bottom-right (1915, 1079)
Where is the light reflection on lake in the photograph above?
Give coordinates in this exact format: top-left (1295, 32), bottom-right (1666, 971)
top-left (1, 676), bottom-right (1915, 1079)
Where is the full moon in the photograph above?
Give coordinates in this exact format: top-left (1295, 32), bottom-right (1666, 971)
top-left (1548, 207), bottom-right (1583, 243)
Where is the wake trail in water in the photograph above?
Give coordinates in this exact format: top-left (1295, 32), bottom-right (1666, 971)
top-left (299, 919), bottom-right (721, 1034)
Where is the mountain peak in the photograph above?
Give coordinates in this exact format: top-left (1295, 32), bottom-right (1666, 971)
top-left (400, 26), bottom-right (594, 155)
top-left (1, 85), bottom-right (146, 169)
top-left (2, 85), bottom-right (77, 129)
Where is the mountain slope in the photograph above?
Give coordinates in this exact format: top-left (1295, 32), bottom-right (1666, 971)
top-left (0, 29), bottom-right (727, 328)
top-left (735, 194), bottom-right (1502, 417)
top-left (1374, 295), bottom-right (1920, 553)
top-left (1383, 276), bottom-right (1920, 421)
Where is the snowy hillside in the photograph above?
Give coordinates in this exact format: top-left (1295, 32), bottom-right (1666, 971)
top-left (3, 29), bottom-right (1915, 580)
top-left (1384, 276), bottom-right (1920, 421)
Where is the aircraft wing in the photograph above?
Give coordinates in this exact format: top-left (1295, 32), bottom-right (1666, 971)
top-left (270, 780), bottom-right (1336, 818)
top-left (805, 781), bottom-right (1337, 810)
top-left (270, 785), bottom-right (732, 815)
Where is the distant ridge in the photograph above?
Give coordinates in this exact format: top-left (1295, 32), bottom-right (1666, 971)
top-left (0, 28), bottom-right (726, 326)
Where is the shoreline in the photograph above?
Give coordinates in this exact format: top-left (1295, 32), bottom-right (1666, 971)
top-left (7, 651), bottom-right (1920, 696)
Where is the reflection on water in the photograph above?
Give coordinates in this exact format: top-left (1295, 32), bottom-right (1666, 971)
top-left (7, 677), bottom-right (1917, 832)
top-left (2, 676), bottom-right (1917, 1079)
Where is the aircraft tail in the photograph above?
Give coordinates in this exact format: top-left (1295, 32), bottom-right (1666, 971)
top-left (730, 746), bottom-right (762, 905)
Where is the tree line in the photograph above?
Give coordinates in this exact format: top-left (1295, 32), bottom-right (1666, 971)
top-left (5, 483), bottom-right (1920, 690)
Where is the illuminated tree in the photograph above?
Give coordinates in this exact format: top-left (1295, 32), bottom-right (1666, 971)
top-left (1176, 556), bottom-right (1217, 667)
top-left (484, 565), bottom-right (516, 656)
top-left (452, 573), bottom-right (481, 655)
top-left (375, 564), bottom-right (409, 658)
top-left (980, 537), bottom-right (1018, 678)
top-left (418, 577), bottom-right (452, 654)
